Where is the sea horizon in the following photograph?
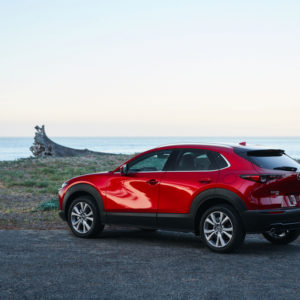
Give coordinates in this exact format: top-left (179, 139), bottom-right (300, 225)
top-left (1, 135), bottom-right (300, 138)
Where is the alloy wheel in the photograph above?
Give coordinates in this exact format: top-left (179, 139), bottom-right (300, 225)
top-left (203, 211), bottom-right (234, 248)
top-left (71, 202), bottom-right (94, 234)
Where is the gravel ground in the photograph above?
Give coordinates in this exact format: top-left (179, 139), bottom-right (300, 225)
top-left (0, 191), bottom-right (65, 230)
top-left (1, 228), bottom-right (300, 300)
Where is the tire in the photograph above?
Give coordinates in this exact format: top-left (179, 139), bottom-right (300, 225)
top-left (263, 229), bottom-right (300, 245)
top-left (68, 196), bottom-right (104, 238)
top-left (200, 204), bottom-right (245, 253)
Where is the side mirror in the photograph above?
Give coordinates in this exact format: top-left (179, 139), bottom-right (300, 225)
top-left (120, 164), bottom-right (128, 176)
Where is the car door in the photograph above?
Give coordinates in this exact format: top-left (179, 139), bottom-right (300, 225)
top-left (105, 149), bottom-right (173, 226)
top-left (158, 148), bottom-right (223, 228)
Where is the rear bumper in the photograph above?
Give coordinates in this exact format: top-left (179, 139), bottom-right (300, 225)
top-left (241, 207), bottom-right (300, 233)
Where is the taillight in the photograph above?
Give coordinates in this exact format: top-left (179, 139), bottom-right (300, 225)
top-left (240, 174), bottom-right (282, 183)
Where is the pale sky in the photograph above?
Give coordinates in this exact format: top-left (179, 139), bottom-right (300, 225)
top-left (0, 0), bottom-right (299, 137)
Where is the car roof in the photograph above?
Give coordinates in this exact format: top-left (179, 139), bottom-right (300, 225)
top-left (154, 143), bottom-right (232, 149)
top-left (115, 142), bottom-right (285, 172)
top-left (152, 143), bottom-right (284, 152)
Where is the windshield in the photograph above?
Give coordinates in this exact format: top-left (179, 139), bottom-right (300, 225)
top-left (235, 149), bottom-right (300, 171)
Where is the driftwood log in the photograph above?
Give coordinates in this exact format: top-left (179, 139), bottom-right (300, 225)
top-left (30, 125), bottom-right (110, 157)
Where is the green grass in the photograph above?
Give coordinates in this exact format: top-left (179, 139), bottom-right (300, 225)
top-left (0, 154), bottom-right (131, 196)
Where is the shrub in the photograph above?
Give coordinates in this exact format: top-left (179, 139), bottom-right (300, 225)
top-left (39, 197), bottom-right (59, 211)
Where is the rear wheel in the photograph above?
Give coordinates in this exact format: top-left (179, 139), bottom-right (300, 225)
top-left (68, 196), bottom-right (104, 238)
top-left (200, 204), bottom-right (245, 253)
top-left (263, 229), bottom-right (300, 245)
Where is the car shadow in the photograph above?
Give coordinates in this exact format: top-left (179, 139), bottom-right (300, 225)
top-left (239, 237), bottom-right (300, 255)
top-left (98, 226), bottom-right (203, 249)
top-left (91, 226), bottom-right (300, 254)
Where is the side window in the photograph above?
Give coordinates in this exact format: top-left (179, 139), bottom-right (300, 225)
top-left (128, 150), bottom-right (172, 172)
top-left (211, 152), bottom-right (229, 169)
top-left (174, 149), bottom-right (225, 171)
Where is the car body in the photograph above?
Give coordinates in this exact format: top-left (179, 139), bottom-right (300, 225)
top-left (58, 143), bottom-right (300, 252)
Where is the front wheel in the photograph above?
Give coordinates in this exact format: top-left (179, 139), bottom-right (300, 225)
top-left (200, 204), bottom-right (245, 253)
top-left (68, 196), bottom-right (104, 238)
top-left (263, 229), bottom-right (300, 245)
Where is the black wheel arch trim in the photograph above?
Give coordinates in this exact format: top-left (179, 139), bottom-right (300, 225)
top-left (62, 183), bottom-right (105, 222)
top-left (189, 188), bottom-right (248, 217)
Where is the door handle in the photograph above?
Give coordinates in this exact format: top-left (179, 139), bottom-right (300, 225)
top-left (199, 178), bottom-right (212, 184)
top-left (147, 179), bottom-right (159, 185)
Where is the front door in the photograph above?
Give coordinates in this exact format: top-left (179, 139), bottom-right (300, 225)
top-left (105, 149), bottom-right (172, 226)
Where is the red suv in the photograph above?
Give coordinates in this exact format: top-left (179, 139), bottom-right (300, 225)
top-left (58, 143), bottom-right (300, 253)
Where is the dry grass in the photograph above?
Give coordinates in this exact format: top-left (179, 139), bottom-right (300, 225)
top-left (0, 154), bottom-right (131, 229)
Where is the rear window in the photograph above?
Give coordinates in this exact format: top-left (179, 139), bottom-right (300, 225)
top-left (171, 149), bottom-right (228, 171)
top-left (235, 149), bottom-right (300, 171)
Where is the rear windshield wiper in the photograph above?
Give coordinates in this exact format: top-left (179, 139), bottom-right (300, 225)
top-left (273, 166), bottom-right (297, 171)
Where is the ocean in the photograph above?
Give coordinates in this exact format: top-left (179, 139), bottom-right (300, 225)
top-left (0, 137), bottom-right (300, 161)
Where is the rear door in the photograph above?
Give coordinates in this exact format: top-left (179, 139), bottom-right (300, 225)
top-left (158, 149), bottom-right (225, 215)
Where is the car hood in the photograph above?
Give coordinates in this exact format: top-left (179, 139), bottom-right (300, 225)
top-left (66, 171), bottom-right (111, 185)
